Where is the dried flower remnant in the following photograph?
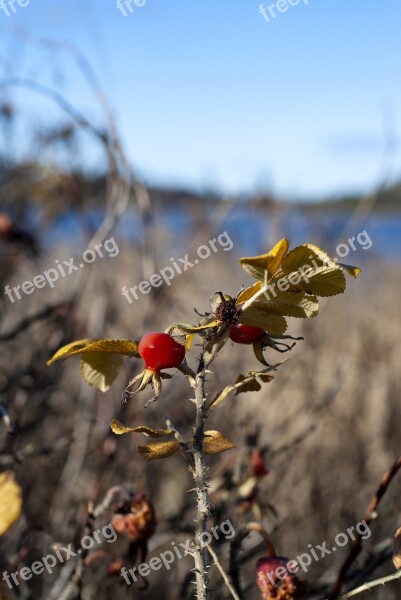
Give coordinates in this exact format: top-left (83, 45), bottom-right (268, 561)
top-left (256, 556), bottom-right (307, 600)
top-left (112, 494), bottom-right (157, 544)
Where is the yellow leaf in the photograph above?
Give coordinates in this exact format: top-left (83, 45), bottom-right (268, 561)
top-left (80, 353), bottom-right (124, 392)
top-left (287, 266), bottom-right (346, 297)
top-left (209, 386), bottom-right (234, 410)
top-left (271, 245), bottom-right (346, 297)
top-left (47, 339), bottom-right (92, 365)
top-left (77, 339), bottom-right (139, 356)
top-left (47, 338), bottom-right (139, 365)
top-left (111, 419), bottom-right (174, 437)
top-left (303, 243), bottom-right (338, 268)
top-left (239, 238), bottom-right (289, 281)
top-left (169, 321), bottom-right (221, 335)
top-left (137, 441), bottom-right (180, 461)
top-left (252, 293), bottom-right (319, 319)
top-left (204, 431), bottom-right (235, 455)
top-left (185, 334), bottom-right (194, 350)
top-left (0, 472), bottom-right (22, 537)
top-left (237, 281), bottom-right (263, 305)
top-left (339, 263), bottom-right (361, 278)
top-left (240, 307), bottom-right (287, 335)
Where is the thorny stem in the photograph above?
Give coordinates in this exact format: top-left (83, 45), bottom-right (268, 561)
top-left (192, 368), bottom-right (210, 599)
top-left (189, 281), bottom-right (270, 597)
top-left (337, 569), bottom-right (401, 599)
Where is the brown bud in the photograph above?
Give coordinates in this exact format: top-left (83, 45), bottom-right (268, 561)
top-left (112, 493), bottom-right (156, 543)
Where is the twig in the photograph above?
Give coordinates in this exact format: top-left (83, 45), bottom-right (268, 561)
top-left (165, 417), bottom-right (195, 470)
top-left (240, 283), bottom-right (268, 312)
top-left (49, 485), bottom-right (127, 600)
top-left (207, 544), bottom-right (241, 600)
top-left (229, 524), bottom-right (252, 599)
top-left (0, 436), bottom-right (71, 466)
top-left (268, 423), bottom-right (317, 460)
top-left (329, 455), bottom-right (401, 598)
top-left (0, 303), bottom-right (66, 342)
top-left (338, 569), bottom-right (401, 599)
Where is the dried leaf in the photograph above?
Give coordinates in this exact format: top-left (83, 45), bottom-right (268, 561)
top-left (80, 353), bottom-right (123, 392)
top-left (0, 472), bottom-right (22, 537)
top-left (237, 281), bottom-right (263, 305)
top-left (234, 374), bottom-right (261, 394)
top-left (240, 307), bottom-right (287, 335)
top-left (204, 431), bottom-right (235, 455)
top-left (47, 339), bottom-right (92, 365)
top-left (256, 372), bottom-right (275, 383)
top-left (339, 263), bottom-right (361, 278)
top-left (169, 321), bottom-right (221, 335)
top-left (240, 239), bottom-right (289, 280)
top-left (273, 245), bottom-right (346, 297)
top-left (209, 369), bottom-right (274, 411)
top-left (47, 338), bottom-right (139, 365)
top-left (76, 339), bottom-right (139, 356)
top-left (137, 441), bottom-right (180, 461)
top-left (252, 292), bottom-right (319, 319)
top-left (252, 341), bottom-right (270, 366)
top-left (209, 386), bottom-right (234, 410)
top-left (111, 420), bottom-right (174, 437)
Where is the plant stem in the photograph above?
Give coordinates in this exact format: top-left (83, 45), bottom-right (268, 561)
top-left (338, 569), bottom-right (401, 599)
top-left (192, 369), bottom-right (210, 599)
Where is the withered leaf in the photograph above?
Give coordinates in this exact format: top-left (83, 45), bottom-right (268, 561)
top-left (137, 441), bottom-right (180, 461)
top-left (0, 472), bottom-right (22, 537)
top-left (111, 419), bottom-right (174, 437)
top-left (204, 431), bottom-right (235, 455)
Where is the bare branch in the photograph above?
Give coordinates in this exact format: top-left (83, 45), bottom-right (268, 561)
top-left (329, 455), bottom-right (401, 598)
top-left (207, 544), bottom-right (241, 600)
top-left (338, 569), bottom-right (401, 599)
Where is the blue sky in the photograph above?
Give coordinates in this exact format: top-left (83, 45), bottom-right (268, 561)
top-left (1, 0), bottom-right (401, 199)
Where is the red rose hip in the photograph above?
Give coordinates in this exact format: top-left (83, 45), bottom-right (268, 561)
top-left (251, 449), bottom-right (269, 478)
top-left (138, 332), bottom-right (185, 372)
top-left (229, 323), bottom-right (265, 344)
top-left (256, 556), bottom-right (306, 599)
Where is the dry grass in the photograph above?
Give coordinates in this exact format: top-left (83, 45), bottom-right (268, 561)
top-left (0, 221), bottom-right (400, 600)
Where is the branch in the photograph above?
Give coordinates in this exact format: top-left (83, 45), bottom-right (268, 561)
top-left (207, 544), bottom-right (241, 600)
top-left (49, 485), bottom-right (128, 600)
top-left (338, 569), bottom-right (401, 599)
top-left (0, 303), bottom-right (67, 342)
top-left (239, 283), bottom-right (268, 312)
top-left (329, 455), bottom-right (401, 598)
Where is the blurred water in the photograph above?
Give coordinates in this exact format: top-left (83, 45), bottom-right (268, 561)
top-left (45, 207), bottom-right (401, 261)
